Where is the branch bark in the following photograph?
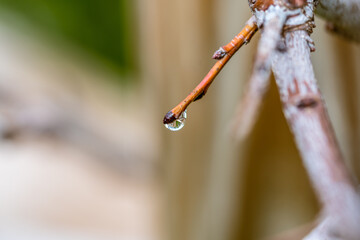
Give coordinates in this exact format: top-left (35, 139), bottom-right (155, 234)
top-left (245, 0), bottom-right (360, 238)
top-left (233, 7), bottom-right (287, 139)
top-left (316, 0), bottom-right (360, 41)
top-left (272, 29), bottom-right (360, 240)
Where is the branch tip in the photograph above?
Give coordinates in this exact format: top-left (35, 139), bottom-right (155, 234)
top-left (163, 111), bottom-right (176, 124)
top-left (163, 16), bottom-right (258, 127)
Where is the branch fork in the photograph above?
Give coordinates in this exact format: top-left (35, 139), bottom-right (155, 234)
top-left (163, 0), bottom-right (360, 238)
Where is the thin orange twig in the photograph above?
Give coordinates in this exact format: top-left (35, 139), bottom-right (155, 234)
top-left (212, 21), bottom-right (257, 60)
top-left (163, 16), bottom-right (258, 124)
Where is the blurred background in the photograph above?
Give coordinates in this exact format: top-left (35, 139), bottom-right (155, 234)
top-left (0, 0), bottom-right (359, 240)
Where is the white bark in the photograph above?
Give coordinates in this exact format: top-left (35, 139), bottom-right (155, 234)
top-left (272, 27), bottom-right (360, 240)
top-left (317, 0), bottom-right (360, 41)
top-left (245, 0), bottom-right (360, 238)
top-left (234, 6), bottom-right (286, 139)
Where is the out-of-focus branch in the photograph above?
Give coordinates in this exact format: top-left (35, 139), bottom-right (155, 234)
top-left (267, 222), bottom-right (315, 240)
top-left (233, 6), bottom-right (287, 139)
top-left (316, 0), bottom-right (360, 41)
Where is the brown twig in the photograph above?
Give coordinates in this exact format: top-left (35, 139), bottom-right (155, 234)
top-left (212, 21), bottom-right (258, 60)
top-left (163, 16), bottom-right (258, 124)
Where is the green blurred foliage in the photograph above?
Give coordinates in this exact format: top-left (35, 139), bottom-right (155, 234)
top-left (0, 0), bottom-right (136, 80)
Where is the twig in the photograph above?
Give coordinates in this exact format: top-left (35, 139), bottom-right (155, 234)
top-left (163, 17), bottom-right (257, 124)
top-left (212, 21), bottom-right (258, 60)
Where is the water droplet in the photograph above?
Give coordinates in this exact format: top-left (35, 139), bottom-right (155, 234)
top-left (164, 110), bottom-right (187, 131)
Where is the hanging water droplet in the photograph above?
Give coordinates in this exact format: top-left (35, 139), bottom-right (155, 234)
top-left (164, 110), bottom-right (187, 131)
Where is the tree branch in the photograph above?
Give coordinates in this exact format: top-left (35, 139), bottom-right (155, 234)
top-left (239, 0), bottom-right (360, 238)
top-left (316, 0), bottom-right (360, 41)
top-left (163, 17), bottom-right (257, 124)
top-left (272, 18), bottom-right (360, 240)
top-left (162, 0), bottom-right (360, 236)
top-left (233, 6), bottom-right (288, 139)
